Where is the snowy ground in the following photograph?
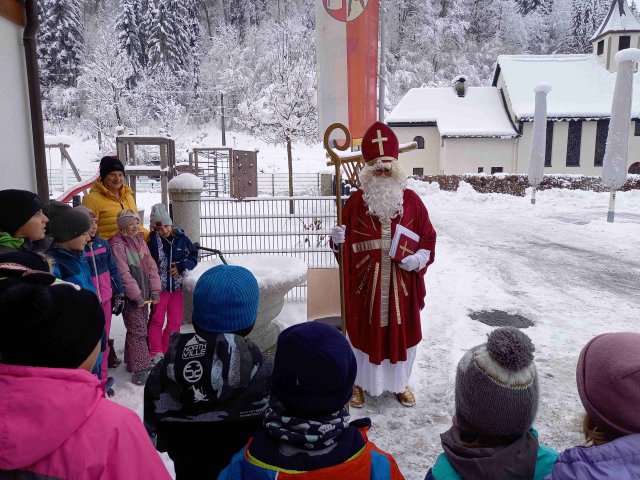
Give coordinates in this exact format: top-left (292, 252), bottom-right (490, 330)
top-left (107, 179), bottom-right (640, 479)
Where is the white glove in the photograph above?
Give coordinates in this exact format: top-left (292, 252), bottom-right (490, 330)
top-left (331, 225), bottom-right (346, 245)
top-left (398, 249), bottom-right (430, 272)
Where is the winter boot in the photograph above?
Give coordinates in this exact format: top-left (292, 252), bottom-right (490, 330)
top-left (350, 385), bottom-right (365, 408)
top-left (107, 339), bottom-right (122, 368)
top-left (396, 386), bottom-right (416, 407)
top-left (131, 369), bottom-right (151, 386)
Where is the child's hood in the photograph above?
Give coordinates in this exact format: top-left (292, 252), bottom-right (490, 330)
top-left (0, 364), bottom-right (103, 470)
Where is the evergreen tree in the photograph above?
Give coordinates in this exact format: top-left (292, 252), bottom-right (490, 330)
top-left (37, 0), bottom-right (84, 87)
top-left (116, 0), bottom-right (143, 80)
top-left (147, 0), bottom-right (192, 76)
top-left (570, 0), bottom-right (608, 53)
top-left (632, 0), bottom-right (640, 19)
top-left (516, 0), bottom-right (552, 15)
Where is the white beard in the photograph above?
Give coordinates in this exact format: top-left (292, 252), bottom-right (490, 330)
top-left (359, 162), bottom-right (407, 221)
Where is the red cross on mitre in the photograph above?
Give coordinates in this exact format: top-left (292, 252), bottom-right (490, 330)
top-left (361, 121), bottom-right (399, 165)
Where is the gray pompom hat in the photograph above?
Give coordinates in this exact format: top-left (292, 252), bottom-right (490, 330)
top-left (455, 326), bottom-right (539, 436)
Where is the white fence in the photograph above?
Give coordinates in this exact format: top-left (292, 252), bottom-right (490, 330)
top-left (47, 168), bottom-right (329, 197)
top-left (198, 196), bottom-right (340, 301)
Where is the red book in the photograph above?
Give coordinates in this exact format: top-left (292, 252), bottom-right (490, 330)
top-left (389, 225), bottom-right (420, 262)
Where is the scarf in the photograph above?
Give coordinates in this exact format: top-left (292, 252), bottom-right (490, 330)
top-left (440, 426), bottom-right (539, 480)
top-left (263, 397), bottom-right (350, 451)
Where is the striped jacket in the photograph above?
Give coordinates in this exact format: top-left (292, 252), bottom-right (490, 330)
top-left (85, 236), bottom-right (123, 303)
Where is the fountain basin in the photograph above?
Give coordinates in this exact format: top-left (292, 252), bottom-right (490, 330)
top-left (183, 255), bottom-right (307, 351)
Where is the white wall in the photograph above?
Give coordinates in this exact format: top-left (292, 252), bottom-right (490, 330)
top-left (442, 138), bottom-right (516, 174)
top-left (517, 120), bottom-right (640, 175)
top-left (0, 16), bottom-right (36, 191)
top-left (592, 33), bottom-right (640, 72)
top-left (390, 126), bottom-right (441, 175)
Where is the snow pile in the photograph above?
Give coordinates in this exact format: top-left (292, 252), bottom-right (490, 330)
top-left (386, 87), bottom-right (517, 138)
top-left (184, 255), bottom-right (307, 295)
top-left (168, 173), bottom-right (204, 191)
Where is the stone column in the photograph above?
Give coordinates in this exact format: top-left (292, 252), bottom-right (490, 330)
top-left (168, 173), bottom-right (204, 244)
top-left (169, 174), bottom-right (204, 325)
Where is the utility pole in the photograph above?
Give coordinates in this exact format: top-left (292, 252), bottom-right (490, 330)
top-left (221, 92), bottom-right (226, 146)
top-left (378, 0), bottom-right (386, 122)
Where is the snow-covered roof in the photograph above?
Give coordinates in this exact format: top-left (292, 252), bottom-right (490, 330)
top-left (385, 87), bottom-right (518, 138)
top-left (496, 54), bottom-right (640, 119)
top-left (590, 0), bottom-right (640, 42)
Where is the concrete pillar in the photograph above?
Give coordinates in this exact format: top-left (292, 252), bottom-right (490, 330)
top-left (168, 174), bottom-right (204, 245)
top-left (169, 174), bottom-right (204, 325)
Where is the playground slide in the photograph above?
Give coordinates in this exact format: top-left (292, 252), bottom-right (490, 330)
top-left (56, 172), bottom-right (99, 203)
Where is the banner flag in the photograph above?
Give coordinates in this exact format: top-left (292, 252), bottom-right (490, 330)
top-left (316, 0), bottom-right (379, 143)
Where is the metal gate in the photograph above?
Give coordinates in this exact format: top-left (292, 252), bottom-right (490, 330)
top-left (198, 195), bottom-right (339, 301)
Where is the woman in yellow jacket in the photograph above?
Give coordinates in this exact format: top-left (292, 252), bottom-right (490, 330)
top-left (82, 156), bottom-right (148, 241)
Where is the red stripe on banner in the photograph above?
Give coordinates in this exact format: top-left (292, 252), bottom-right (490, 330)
top-left (346, 0), bottom-right (379, 140)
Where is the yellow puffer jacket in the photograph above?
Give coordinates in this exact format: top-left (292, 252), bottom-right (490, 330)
top-left (82, 180), bottom-right (149, 240)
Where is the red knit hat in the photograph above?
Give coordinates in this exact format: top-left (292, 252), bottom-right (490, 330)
top-left (361, 122), bottom-right (399, 165)
top-left (576, 332), bottom-right (640, 438)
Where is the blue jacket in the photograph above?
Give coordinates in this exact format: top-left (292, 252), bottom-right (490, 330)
top-left (84, 236), bottom-right (123, 304)
top-left (148, 229), bottom-right (198, 293)
top-left (47, 247), bottom-right (96, 294)
top-left (544, 433), bottom-right (640, 480)
top-left (426, 429), bottom-right (558, 480)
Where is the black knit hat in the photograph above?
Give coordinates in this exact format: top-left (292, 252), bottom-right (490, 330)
top-left (99, 156), bottom-right (125, 179)
top-left (272, 322), bottom-right (357, 417)
top-left (0, 189), bottom-right (44, 236)
top-left (48, 201), bottom-right (91, 243)
top-left (0, 281), bottom-right (105, 368)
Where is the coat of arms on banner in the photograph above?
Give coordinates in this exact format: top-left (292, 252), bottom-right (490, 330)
top-left (324, 0), bottom-right (368, 21)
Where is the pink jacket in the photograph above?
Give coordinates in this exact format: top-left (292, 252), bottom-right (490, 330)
top-left (0, 364), bottom-right (171, 479)
top-left (109, 232), bottom-right (161, 302)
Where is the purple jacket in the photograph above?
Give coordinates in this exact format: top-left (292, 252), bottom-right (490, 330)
top-left (0, 363), bottom-right (171, 479)
top-left (545, 434), bottom-right (640, 480)
top-left (109, 231), bottom-right (161, 302)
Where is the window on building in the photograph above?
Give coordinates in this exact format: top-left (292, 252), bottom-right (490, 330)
top-left (566, 121), bottom-right (582, 167)
top-left (629, 162), bottom-right (640, 174)
top-left (491, 167), bottom-right (503, 174)
top-left (635, 120), bottom-right (640, 136)
top-left (594, 119), bottom-right (609, 166)
top-left (619, 35), bottom-right (631, 51)
top-left (597, 40), bottom-right (604, 55)
top-left (413, 136), bottom-right (425, 149)
top-left (478, 167), bottom-right (484, 173)
top-left (545, 121), bottom-right (554, 167)
top-left (412, 168), bottom-right (424, 176)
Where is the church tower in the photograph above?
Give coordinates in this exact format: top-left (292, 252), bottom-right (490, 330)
top-left (591, 0), bottom-right (640, 72)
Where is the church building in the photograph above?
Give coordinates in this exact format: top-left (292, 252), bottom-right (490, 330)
top-left (386, 0), bottom-right (640, 176)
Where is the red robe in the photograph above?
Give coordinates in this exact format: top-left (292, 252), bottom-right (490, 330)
top-left (340, 189), bottom-right (436, 365)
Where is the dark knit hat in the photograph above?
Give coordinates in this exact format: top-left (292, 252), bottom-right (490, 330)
top-left (0, 281), bottom-right (105, 368)
top-left (48, 201), bottom-right (91, 243)
top-left (577, 332), bottom-right (640, 439)
top-left (192, 265), bottom-right (259, 334)
top-left (0, 189), bottom-right (44, 235)
top-left (272, 322), bottom-right (357, 418)
top-left (99, 156), bottom-right (125, 179)
top-left (455, 327), bottom-right (539, 437)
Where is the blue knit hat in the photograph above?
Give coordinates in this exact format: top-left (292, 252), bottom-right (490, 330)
top-left (192, 265), bottom-right (259, 334)
top-left (272, 322), bottom-right (357, 417)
